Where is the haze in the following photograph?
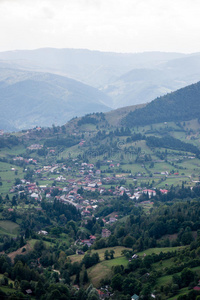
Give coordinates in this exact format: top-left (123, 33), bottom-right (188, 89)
top-left (1, 0), bottom-right (200, 53)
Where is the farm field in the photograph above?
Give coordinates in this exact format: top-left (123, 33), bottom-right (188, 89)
top-left (0, 221), bottom-right (20, 236)
top-left (87, 253), bottom-right (129, 288)
top-left (69, 246), bottom-right (131, 264)
top-left (167, 287), bottom-right (190, 300)
top-left (136, 246), bottom-right (185, 257)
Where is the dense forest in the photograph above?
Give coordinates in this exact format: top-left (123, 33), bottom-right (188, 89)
top-left (123, 81), bottom-right (200, 127)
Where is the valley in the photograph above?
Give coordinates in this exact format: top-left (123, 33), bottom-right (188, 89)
top-left (2, 48), bottom-right (200, 132)
top-left (1, 0), bottom-right (200, 298)
top-left (1, 83), bottom-right (200, 299)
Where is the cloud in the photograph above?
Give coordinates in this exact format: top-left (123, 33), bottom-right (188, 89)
top-left (0, 0), bottom-right (200, 53)
top-left (41, 6), bottom-right (55, 19)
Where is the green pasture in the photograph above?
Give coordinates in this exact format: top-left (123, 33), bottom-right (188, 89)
top-left (176, 158), bottom-right (200, 171)
top-left (0, 220), bottom-right (20, 236)
top-left (0, 286), bottom-right (16, 294)
top-left (0, 161), bottom-right (24, 195)
top-left (79, 124), bottom-right (97, 131)
top-left (69, 246), bottom-right (131, 264)
top-left (101, 256), bottom-right (128, 267)
top-left (28, 238), bottom-right (53, 249)
top-left (37, 180), bottom-right (51, 186)
top-left (167, 287), bottom-right (189, 300)
top-left (156, 265), bottom-right (200, 297)
top-left (151, 162), bottom-right (170, 173)
top-left (122, 163), bottom-right (146, 175)
top-left (132, 140), bottom-right (152, 154)
top-left (0, 145), bottom-right (26, 158)
top-left (58, 145), bottom-right (82, 159)
top-left (171, 131), bottom-right (187, 141)
top-left (152, 258), bottom-right (175, 272)
top-left (156, 274), bottom-right (173, 287)
top-left (156, 177), bottom-right (184, 188)
top-left (138, 201), bottom-right (154, 214)
top-left (0, 274), bottom-right (14, 285)
top-left (136, 246), bottom-right (185, 257)
top-left (86, 247), bottom-right (130, 288)
top-left (87, 263), bottom-right (112, 288)
top-left (56, 233), bottom-right (71, 247)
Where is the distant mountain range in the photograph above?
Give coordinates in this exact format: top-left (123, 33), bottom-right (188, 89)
top-left (0, 48), bottom-right (185, 87)
top-left (0, 67), bottom-right (111, 131)
top-left (1, 48), bottom-right (200, 131)
top-left (102, 53), bottom-right (200, 108)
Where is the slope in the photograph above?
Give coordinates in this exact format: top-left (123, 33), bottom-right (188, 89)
top-left (0, 48), bottom-right (185, 89)
top-left (122, 81), bottom-right (200, 127)
top-left (0, 67), bottom-right (111, 131)
top-left (102, 53), bottom-right (200, 108)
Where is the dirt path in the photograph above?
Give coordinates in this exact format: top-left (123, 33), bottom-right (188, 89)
top-left (8, 243), bottom-right (32, 263)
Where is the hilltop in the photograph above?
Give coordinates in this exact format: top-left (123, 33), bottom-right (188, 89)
top-left (123, 81), bottom-right (200, 127)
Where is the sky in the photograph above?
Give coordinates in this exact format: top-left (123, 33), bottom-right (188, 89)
top-left (1, 0), bottom-right (200, 53)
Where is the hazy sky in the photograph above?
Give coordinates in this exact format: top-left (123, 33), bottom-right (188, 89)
top-left (1, 0), bottom-right (200, 53)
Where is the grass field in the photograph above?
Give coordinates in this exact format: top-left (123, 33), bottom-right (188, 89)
top-left (86, 250), bottom-right (200, 290)
top-left (101, 256), bottom-right (128, 267)
top-left (0, 145), bottom-right (26, 158)
top-left (156, 177), bottom-right (184, 188)
top-left (0, 286), bottom-right (17, 294)
top-left (157, 274), bottom-right (173, 286)
top-left (167, 287), bottom-right (189, 300)
top-left (0, 220), bottom-right (20, 236)
top-left (28, 238), bottom-right (53, 248)
top-left (0, 274), bottom-right (14, 285)
top-left (86, 250), bottom-right (130, 288)
top-left (0, 161), bottom-right (24, 194)
top-left (156, 265), bottom-right (200, 295)
top-left (136, 246), bottom-right (185, 257)
top-left (152, 258), bottom-right (174, 271)
top-left (137, 201), bottom-right (154, 214)
top-left (69, 246), bottom-right (131, 263)
top-left (87, 263), bottom-right (112, 288)
top-left (69, 246), bottom-right (131, 287)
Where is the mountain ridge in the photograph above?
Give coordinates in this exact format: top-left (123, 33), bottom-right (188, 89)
top-left (0, 68), bottom-right (111, 131)
top-left (2, 48), bottom-right (200, 131)
top-left (122, 81), bottom-right (200, 127)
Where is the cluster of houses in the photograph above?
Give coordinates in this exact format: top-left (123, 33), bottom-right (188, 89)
top-left (13, 156), bottom-right (37, 164)
top-left (9, 157), bottom-right (171, 235)
top-left (10, 156), bottom-right (170, 211)
top-left (27, 144), bottom-right (43, 150)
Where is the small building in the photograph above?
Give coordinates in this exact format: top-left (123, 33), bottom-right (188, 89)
top-left (38, 230), bottom-right (48, 235)
top-left (30, 192), bottom-right (39, 199)
top-left (131, 294), bottom-right (139, 300)
top-left (109, 217), bottom-right (117, 223)
top-left (143, 189), bottom-right (156, 198)
top-left (76, 250), bottom-right (84, 255)
top-left (160, 189), bottom-right (168, 194)
top-left (102, 228), bottom-right (111, 238)
top-left (89, 235), bottom-right (96, 242)
top-left (26, 289), bottom-right (32, 295)
top-left (81, 239), bottom-right (92, 247)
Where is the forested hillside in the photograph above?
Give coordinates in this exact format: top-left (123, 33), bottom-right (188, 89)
top-left (123, 81), bottom-right (200, 127)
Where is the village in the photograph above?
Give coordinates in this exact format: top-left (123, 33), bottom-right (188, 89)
top-left (8, 151), bottom-right (172, 241)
